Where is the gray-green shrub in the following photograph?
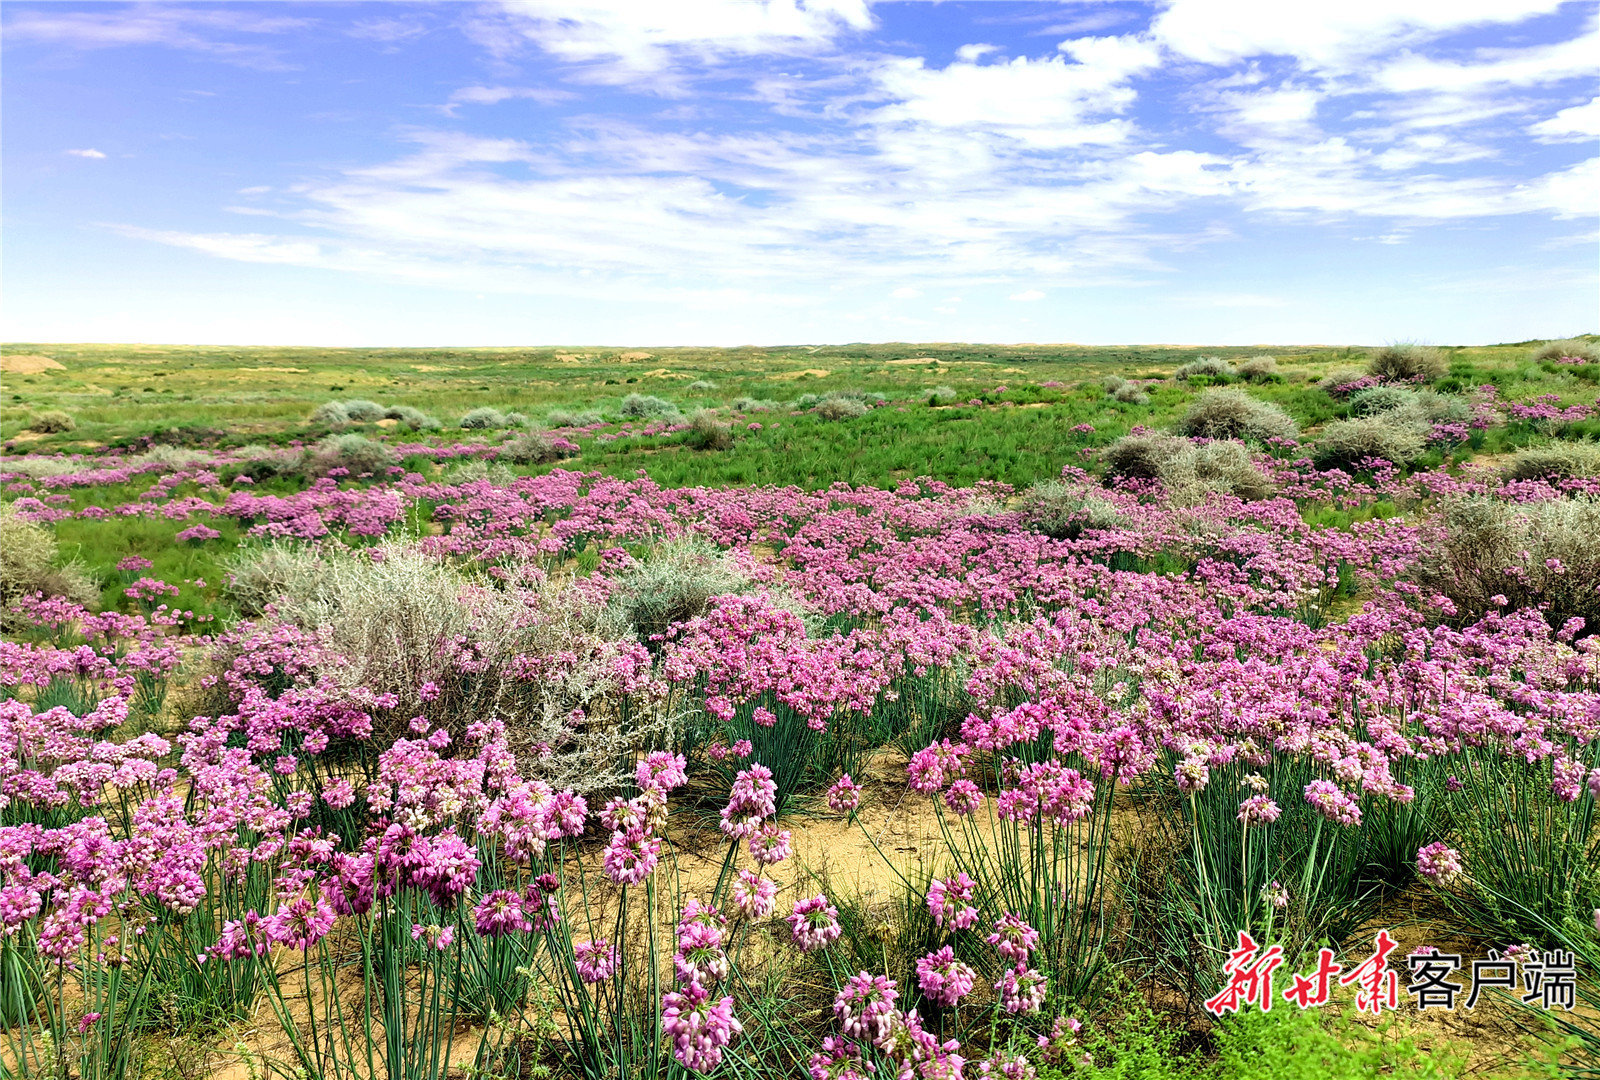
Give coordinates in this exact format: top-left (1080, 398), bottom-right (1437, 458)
top-left (460, 407), bottom-right (508, 430)
top-left (1413, 495), bottom-right (1600, 631)
top-left (341, 399), bottom-right (385, 422)
top-left (814, 396), bottom-right (869, 421)
top-left (27, 410), bottom-right (75, 434)
top-left (1019, 480), bottom-right (1127, 539)
top-left (1501, 442), bottom-right (1600, 482)
top-left (499, 431), bottom-right (564, 465)
top-left (305, 433), bottom-right (395, 478)
top-left (1177, 388), bottom-right (1299, 442)
top-left (1101, 433), bottom-right (1190, 480)
top-left (1161, 440), bottom-right (1278, 503)
top-left (310, 401), bottom-right (351, 426)
top-left (0, 504), bottom-right (98, 625)
top-left (1174, 357), bottom-right (1235, 382)
top-left (1313, 416), bottom-right (1426, 469)
top-left (732, 397), bottom-right (778, 413)
top-left (606, 536), bottom-right (751, 645)
top-left (1531, 337), bottom-right (1600, 363)
top-left (618, 394), bottom-right (681, 421)
top-left (1112, 382), bottom-right (1150, 405)
top-left (1237, 355), bottom-right (1279, 382)
top-left (547, 408), bottom-right (604, 427)
top-left (1368, 343), bottom-right (1446, 382)
top-left (685, 409), bottom-right (733, 451)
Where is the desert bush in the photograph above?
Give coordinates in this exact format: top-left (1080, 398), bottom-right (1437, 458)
top-left (0, 456), bottom-right (84, 480)
top-left (1413, 495), bottom-right (1600, 631)
top-left (383, 404), bottom-right (441, 430)
top-left (794, 393), bottom-right (821, 409)
top-left (1531, 337), bottom-right (1600, 363)
top-left (1317, 368), bottom-right (1372, 396)
top-left (309, 400), bottom-right (351, 426)
top-left (1019, 480), bottom-right (1127, 539)
top-left (1100, 374), bottom-right (1127, 392)
top-left (618, 393), bottom-right (682, 421)
top-left (304, 433), bottom-right (395, 478)
top-left (223, 540), bottom-right (331, 616)
top-left (498, 430), bottom-right (564, 465)
top-left (0, 504), bottom-right (98, 624)
top-left (685, 408), bottom-right (734, 451)
top-left (1176, 388), bottom-right (1299, 442)
top-left (926, 385), bottom-right (959, 405)
top-left (1501, 441), bottom-right (1600, 481)
top-left (1101, 433), bottom-right (1190, 480)
top-left (129, 445), bottom-right (210, 470)
top-left (546, 408), bottom-right (604, 427)
top-left (814, 396), bottom-right (869, 421)
top-left (1313, 416), bottom-right (1426, 469)
top-left (229, 444), bottom-right (304, 482)
top-left (1162, 440), bottom-right (1278, 502)
top-left (1174, 357), bottom-right (1234, 382)
top-left (26, 411), bottom-right (75, 434)
top-left (503, 411), bottom-right (528, 428)
top-left (1112, 382), bottom-right (1150, 405)
top-left (1236, 355), bottom-right (1279, 382)
top-left (341, 399), bottom-right (385, 422)
top-left (606, 535), bottom-right (752, 645)
top-left (246, 541), bottom-right (662, 790)
top-left (687, 379), bottom-right (718, 391)
top-left (1348, 386), bottom-right (1468, 425)
top-left (1368, 343), bottom-right (1446, 382)
top-left (440, 459), bottom-right (519, 486)
top-left (732, 397), bottom-right (778, 413)
top-left (460, 407), bottom-right (509, 430)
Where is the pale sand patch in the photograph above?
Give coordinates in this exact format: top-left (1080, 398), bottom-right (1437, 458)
top-left (1, 354), bottom-right (65, 374)
top-left (887, 357), bottom-right (942, 365)
top-left (248, 366), bottom-right (309, 373)
top-left (641, 368), bottom-right (692, 379)
top-left (375, 418), bottom-right (400, 429)
top-left (618, 350), bottom-right (654, 361)
top-left (5, 431), bottom-right (48, 444)
top-left (554, 352), bottom-right (593, 362)
top-left (412, 364), bottom-right (449, 372)
top-left (770, 368), bottom-right (832, 380)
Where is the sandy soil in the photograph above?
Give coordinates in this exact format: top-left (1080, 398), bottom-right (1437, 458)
top-left (1, 354), bottom-right (65, 374)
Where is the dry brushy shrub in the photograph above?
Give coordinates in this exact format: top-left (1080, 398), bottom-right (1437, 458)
top-left (926, 385), bottom-right (959, 405)
top-left (606, 536), bottom-right (752, 645)
top-left (814, 396), bottom-right (869, 421)
top-left (687, 379), bottom-right (718, 391)
top-left (27, 411), bottom-right (75, 434)
top-left (1112, 382), bottom-right (1150, 405)
top-left (244, 542), bottom-right (668, 793)
top-left (1501, 442), bottom-right (1600, 482)
top-left (1531, 338), bottom-right (1600, 363)
top-left (1162, 440), bottom-right (1278, 503)
top-left (499, 431), bottom-right (564, 465)
top-left (304, 434), bottom-right (395, 478)
top-left (1317, 368), bottom-right (1370, 395)
top-left (460, 407), bottom-right (509, 430)
top-left (1100, 375), bottom-right (1127, 392)
top-left (1313, 416), bottom-right (1426, 469)
top-left (1101, 433), bottom-right (1190, 480)
top-left (310, 401), bottom-right (351, 426)
top-left (1413, 495), bottom-right (1600, 632)
top-left (1368, 344), bottom-right (1446, 382)
top-left (440, 460), bottom-right (518, 486)
top-left (732, 397), bottom-right (778, 413)
top-left (1237, 356), bottom-right (1279, 382)
top-left (0, 504), bottom-right (98, 627)
top-left (341, 399), bottom-right (385, 422)
top-left (230, 444), bottom-right (305, 483)
top-left (1019, 480), bottom-right (1127, 539)
top-left (224, 541), bottom-right (332, 616)
top-left (685, 409), bottom-right (734, 451)
top-left (1174, 357), bottom-right (1235, 382)
top-left (0, 456), bottom-right (83, 480)
top-left (619, 394), bottom-right (682, 421)
top-left (1177, 388), bottom-right (1299, 442)
top-left (384, 405), bottom-right (441, 430)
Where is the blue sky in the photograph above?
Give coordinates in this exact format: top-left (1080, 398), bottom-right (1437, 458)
top-left (2, 1), bottom-right (1596, 346)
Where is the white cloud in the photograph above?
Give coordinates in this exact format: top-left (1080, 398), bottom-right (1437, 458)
top-left (65, 148), bottom-right (106, 159)
top-left (442, 85), bottom-right (576, 113)
top-left (4, 7), bottom-right (310, 69)
top-left (1152, 0), bottom-right (1567, 72)
top-left (871, 36), bottom-right (1159, 148)
top-left (1010, 289), bottom-right (1045, 301)
top-left (891, 286), bottom-right (921, 299)
top-left (347, 17), bottom-right (429, 45)
top-left (1532, 97), bottom-right (1600, 141)
top-left (1375, 33), bottom-right (1599, 94)
top-left (470, 0), bottom-right (872, 82)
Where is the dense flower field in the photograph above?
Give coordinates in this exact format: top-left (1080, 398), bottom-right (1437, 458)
top-left (2, 405), bottom-right (1599, 1079)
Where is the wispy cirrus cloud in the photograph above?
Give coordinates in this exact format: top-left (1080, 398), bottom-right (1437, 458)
top-left (4, 3), bottom-right (311, 69)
